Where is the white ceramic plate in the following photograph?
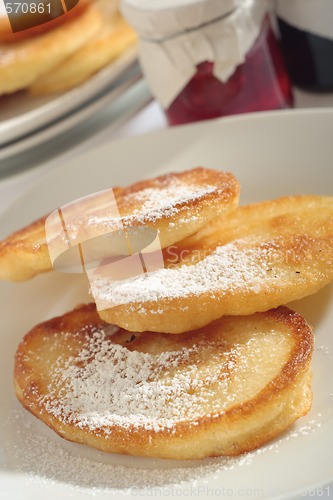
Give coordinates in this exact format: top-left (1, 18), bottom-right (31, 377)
top-left (0, 69), bottom-right (144, 162)
top-left (0, 109), bottom-right (333, 500)
top-left (0, 46), bottom-right (138, 148)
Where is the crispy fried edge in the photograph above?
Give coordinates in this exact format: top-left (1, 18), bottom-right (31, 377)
top-left (14, 305), bottom-right (313, 459)
top-left (0, 168), bottom-right (239, 281)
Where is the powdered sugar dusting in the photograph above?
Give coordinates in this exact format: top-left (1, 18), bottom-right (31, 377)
top-left (123, 180), bottom-right (217, 222)
top-left (55, 180), bottom-right (219, 247)
top-left (91, 240), bottom-right (288, 307)
top-left (6, 409), bottom-right (249, 493)
top-left (88, 180), bottom-right (218, 228)
top-left (5, 408), bottom-right (327, 495)
top-left (41, 330), bottom-right (241, 433)
top-left (37, 326), bottom-right (290, 436)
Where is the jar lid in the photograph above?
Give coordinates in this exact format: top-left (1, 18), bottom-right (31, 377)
top-left (122, 0), bottom-right (266, 108)
top-left (121, 0), bottom-right (244, 40)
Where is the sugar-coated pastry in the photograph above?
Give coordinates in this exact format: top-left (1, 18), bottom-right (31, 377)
top-left (0, 168), bottom-right (239, 281)
top-left (14, 304), bottom-right (313, 460)
top-left (29, 2), bottom-right (137, 94)
top-left (96, 196), bottom-right (333, 333)
top-left (0, 1), bottom-right (102, 95)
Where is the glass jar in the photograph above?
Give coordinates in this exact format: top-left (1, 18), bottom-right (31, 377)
top-left (276, 0), bottom-right (333, 92)
top-left (122, 0), bottom-right (293, 125)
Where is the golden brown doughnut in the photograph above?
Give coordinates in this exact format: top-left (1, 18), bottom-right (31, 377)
top-left (29, 2), bottom-right (137, 94)
top-left (0, 2), bottom-right (103, 95)
top-left (96, 195), bottom-right (333, 333)
top-left (0, 168), bottom-right (239, 281)
top-left (14, 303), bottom-right (313, 459)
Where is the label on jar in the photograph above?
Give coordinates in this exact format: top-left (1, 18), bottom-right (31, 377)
top-left (276, 0), bottom-right (333, 41)
top-left (133, 0), bottom-right (266, 108)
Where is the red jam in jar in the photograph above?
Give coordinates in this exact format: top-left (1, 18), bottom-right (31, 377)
top-left (166, 16), bottom-right (294, 125)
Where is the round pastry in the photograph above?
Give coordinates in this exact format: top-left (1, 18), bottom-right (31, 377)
top-left (14, 303), bottom-right (313, 460)
top-left (95, 195), bottom-right (333, 333)
top-left (0, 168), bottom-right (239, 281)
top-left (0, 1), bottom-right (102, 95)
top-left (29, 2), bottom-right (138, 94)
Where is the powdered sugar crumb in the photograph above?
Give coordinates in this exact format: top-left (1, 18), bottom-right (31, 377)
top-left (7, 416), bottom-right (246, 493)
top-left (315, 345), bottom-right (331, 358)
top-left (121, 181), bottom-right (216, 224)
top-left (5, 409), bottom-right (327, 495)
top-left (91, 240), bottom-right (288, 307)
top-left (40, 330), bottom-right (245, 433)
top-left (86, 180), bottom-right (217, 229)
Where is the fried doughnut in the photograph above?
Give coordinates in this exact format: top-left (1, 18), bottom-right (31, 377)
top-left (29, 5), bottom-right (137, 94)
top-left (0, 2), bottom-right (103, 95)
top-left (14, 303), bottom-right (313, 460)
top-left (0, 168), bottom-right (239, 281)
top-left (95, 195), bottom-right (333, 333)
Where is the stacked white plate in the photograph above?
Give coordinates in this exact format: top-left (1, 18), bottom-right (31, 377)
top-left (0, 47), bottom-right (142, 161)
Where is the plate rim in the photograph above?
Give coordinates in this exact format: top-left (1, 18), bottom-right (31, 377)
top-left (0, 46), bottom-right (138, 147)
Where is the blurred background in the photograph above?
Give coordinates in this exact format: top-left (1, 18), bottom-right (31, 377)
top-left (0, 0), bottom-right (333, 171)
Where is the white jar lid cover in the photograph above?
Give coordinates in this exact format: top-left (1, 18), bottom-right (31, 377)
top-left (121, 0), bottom-right (267, 108)
top-left (122, 0), bottom-right (244, 40)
